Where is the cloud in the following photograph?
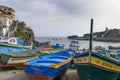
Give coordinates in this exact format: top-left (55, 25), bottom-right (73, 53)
top-left (0, 0), bottom-right (120, 36)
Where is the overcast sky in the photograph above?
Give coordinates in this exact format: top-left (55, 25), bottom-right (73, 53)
top-left (1, 0), bottom-right (120, 37)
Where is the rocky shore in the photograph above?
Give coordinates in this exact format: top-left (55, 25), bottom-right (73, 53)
top-left (0, 68), bottom-right (79, 80)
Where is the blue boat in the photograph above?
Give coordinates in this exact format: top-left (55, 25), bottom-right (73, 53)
top-left (24, 50), bottom-right (72, 80)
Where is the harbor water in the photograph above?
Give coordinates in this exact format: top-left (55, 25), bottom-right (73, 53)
top-left (35, 37), bottom-right (120, 49)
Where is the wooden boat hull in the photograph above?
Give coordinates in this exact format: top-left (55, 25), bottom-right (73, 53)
top-left (0, 42), bottom-right (32, 49)
top-left (26, 68), bottom-right (68, 80)
top-left (74, 52), bottom-right (120, 80)
top-left (24, 50), bottom-right (72, 80)
top-left (0, 55), bottom-right (38, 68)
top-left (26, 73), bottom-right (52, 80)
top-left (0, 46), bottom-right (62, 68)
top-left (76, 65), bottom-right (118, 80)
top-left (0, 63), bottom-right (24, 68)
top-left (41, 49), bottom-right (61, 56)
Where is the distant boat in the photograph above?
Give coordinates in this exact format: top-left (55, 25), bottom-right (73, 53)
top-left (73, 19), bottom-right (120, 80)
top-left (52, 38), bottom-right (62, 40)
top-left (24, 50), bottom-right (72, 80)
top-left (69, 39), bottom-right (80, 51)
top-left (108, 45), bottom-right (120, 50)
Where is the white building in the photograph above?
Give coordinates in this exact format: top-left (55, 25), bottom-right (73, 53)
top-left (0, 5), bottom-right (15, 37)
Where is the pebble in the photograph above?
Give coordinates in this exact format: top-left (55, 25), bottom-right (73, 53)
top-left (0, 68), bottom-right (80, 80)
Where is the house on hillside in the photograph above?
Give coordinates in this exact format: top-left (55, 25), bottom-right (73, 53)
top-left (0, 5), bottom-right (15, 37)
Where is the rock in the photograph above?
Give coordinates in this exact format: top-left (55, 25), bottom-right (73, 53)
top-left (0, 5), bottom-right (35, 45)
top-left (11, 21), bottom-right (35, 45)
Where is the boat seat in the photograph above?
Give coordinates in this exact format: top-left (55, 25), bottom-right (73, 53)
top-left (49, 56), bottom-right (68, 60)
top-left (37, 58), bottom-right (65, 63)
top-left (36, 58), bottom-right (66, 67)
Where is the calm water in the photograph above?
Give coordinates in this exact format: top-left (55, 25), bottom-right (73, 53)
top-left (35, 37), bottom-right (120, 49)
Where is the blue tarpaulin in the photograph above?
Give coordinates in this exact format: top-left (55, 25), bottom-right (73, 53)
top-left (0, 47), bottom-right (23, 53)
top-left (17, 38), bottom-right (25, 46)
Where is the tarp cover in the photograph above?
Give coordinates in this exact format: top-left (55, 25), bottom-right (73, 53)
top-left (0, 47), bottom-right (23, 53)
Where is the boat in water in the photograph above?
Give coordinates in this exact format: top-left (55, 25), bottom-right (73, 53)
top-left (24, 50), bottom-right (72, 80)
top-left (108, 45), bottom-right (120, 51)
top-left (73, 19), bottom-right (120, 80)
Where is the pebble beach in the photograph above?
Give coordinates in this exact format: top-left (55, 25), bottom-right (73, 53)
top-left (0, 68), bottom-right (79, 80)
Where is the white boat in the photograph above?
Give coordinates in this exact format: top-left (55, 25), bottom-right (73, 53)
top-left (0, 37), bottom-right (33, 49)
top-left (69, 40), bottom-right (80, 51)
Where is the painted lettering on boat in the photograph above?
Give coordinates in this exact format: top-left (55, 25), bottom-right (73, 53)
top-left (74, 57), bottom-right (88, 63)
top-left (91, 57), bottom-right (120, 72)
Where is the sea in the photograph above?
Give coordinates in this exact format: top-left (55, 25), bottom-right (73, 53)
top-left (35, 37), bottom-right (120, 49)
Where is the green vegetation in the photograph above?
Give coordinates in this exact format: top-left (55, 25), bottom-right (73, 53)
top-left (14, 21), bottom-right (34, 45)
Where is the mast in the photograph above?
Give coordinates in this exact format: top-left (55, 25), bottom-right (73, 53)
top-left (89, 19), bottom-right (93, 52)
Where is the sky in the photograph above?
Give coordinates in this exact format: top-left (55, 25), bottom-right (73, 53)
top-left (1, 0), bottom-right (120, 37)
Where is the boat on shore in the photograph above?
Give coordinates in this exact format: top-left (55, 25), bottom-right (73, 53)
top-left (0, 43), bottom-right (64, 68)
top-left (0, 37), bottom-right (33, 49)
top-left (40, 47), bottom-right (62, 56)
top-left (0, 47), bottom-right (41, 68)
top-left (24, 50), bottom-right (72, 80)
top-left (74, 50), bottom-right (120, 80)
top-left (73, 19), bottom-right (120, 80)
top-left (0, 37), bottom-right (51, 68)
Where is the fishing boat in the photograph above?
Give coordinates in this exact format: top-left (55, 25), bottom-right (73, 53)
top-left (73, 19), bottom-right (120, 80)
top-left (0, 37), bottom-right (33, 49)
top-left (40, 47), bottom-right (62, 56)
top-left (0, 43), bottom-right (63, 68)
top-left (68, 39), bottom-right (80, 69)
top-left (40, 43), bottom-right (65, 56)
top-left (0, 40), bottom-right (51, 68)
top-left (69, 39), bottom-right (80, 51)
top-left (24, 50), bottom-right (72, 80)
top-left (52, 43), bottom-right (64, 49)
top-left (0, 47), bottom-right (40, 68)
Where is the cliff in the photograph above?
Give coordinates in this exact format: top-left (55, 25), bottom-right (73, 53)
top-left (11, 21), bottom-right (35, 45)
top-left (0, 5), bottom-right (35, 45)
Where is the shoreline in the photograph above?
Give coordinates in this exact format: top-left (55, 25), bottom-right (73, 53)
top-left (0, 68), bottom-right (79, 80)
